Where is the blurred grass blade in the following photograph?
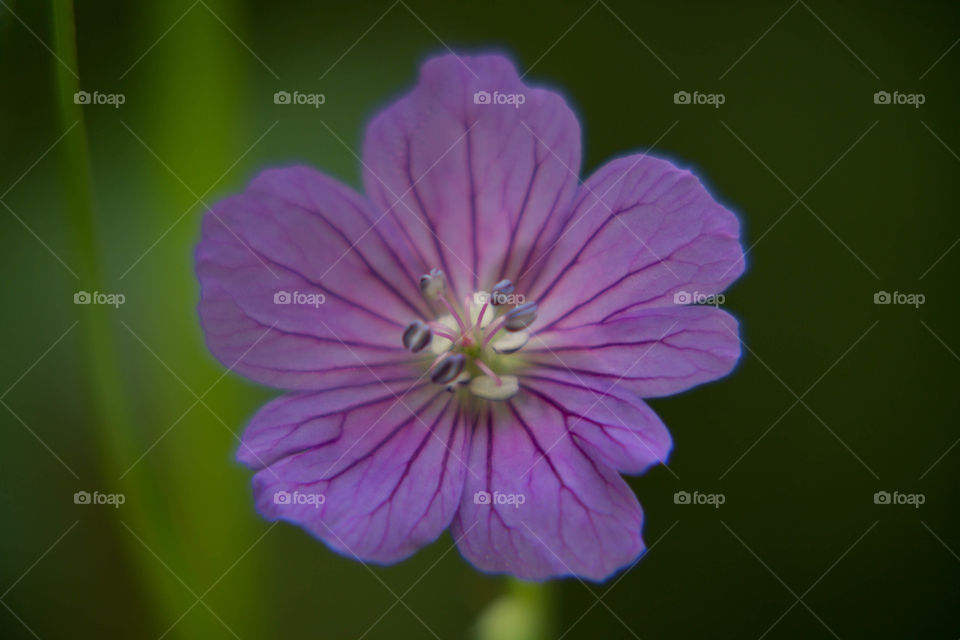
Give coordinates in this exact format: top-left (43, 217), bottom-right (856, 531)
top-left (51, 0), bottom-right (189, 633)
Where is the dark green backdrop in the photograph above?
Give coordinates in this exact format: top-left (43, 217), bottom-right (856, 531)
top-left (1, 1), bottom-right (958, 638)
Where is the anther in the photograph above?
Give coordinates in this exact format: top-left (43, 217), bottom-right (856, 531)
top-left (419, 268), bottom-right (446, 299)
top-left (431, 353), bottom-right (466, 384)
top-left (402, 320), bottom-right (432, 352)
top-left (470, 374), bottom-right (519, 401)
top-left (503, 302), bottom-right (538, 331)
top-left (492, 330), bottom-right (529, 354)
top-left (490, 279), bottom-right (514, 306)
top-left (444, 371), bottom-right (471, 392)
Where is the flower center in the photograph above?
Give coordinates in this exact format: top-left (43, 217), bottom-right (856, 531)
top-left (401, 270), bottom-right (537, 401)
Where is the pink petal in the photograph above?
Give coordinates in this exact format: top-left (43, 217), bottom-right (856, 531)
top-left (240, 379), bottom-right (471, 563)
top-left (521, 372), bottom-right (672, 474)
top-left (196, 166), bottom-right (428, 390)
top-left (528, 306), bottom-right (741, 398)
top-left (525, 154), bottom-right (745, 330)
top-left (362, 54), bottom-right (581, 299)
top-left (451, 400), bottom-right (645, 581)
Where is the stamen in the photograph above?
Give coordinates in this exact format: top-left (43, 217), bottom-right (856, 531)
top-left (503, 302), bottom-right (538, 331)
top-left (475, 300), bottom-right (489, 329)
top-left (431, 353), bottom-right (466, 384)
top-left (438, 296), bottom-right (468, 335)
top-left (444, 371), bottom-right (471, 392)
top-left (475, 359), bottom-right (501, 386)
top-left (419, 268), bottom-right (446, 299)
top-left (481, 316), bottom-right (507, 349)
top-left (470, 374), bottom-right (519, 401)
top-left (490, 279), bottom-right (514, 306)
top-left (410, 282), bottom-right (533, 398)
top-left (429, 316), bottom-right (460, 355)
top-left (467, 292), bottom-right (493, 329)
top-left (401, 320), bottom-right (431, 352)
top-left (426, 322), bottom-right (458, 342)
top-left (492, 329), bottom-right (529, 354)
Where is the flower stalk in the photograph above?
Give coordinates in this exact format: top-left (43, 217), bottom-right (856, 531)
top-left (475, 579), bottom-right (553, 640)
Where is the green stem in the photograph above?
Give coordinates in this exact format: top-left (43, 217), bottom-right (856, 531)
top-left (475, 578), bottom-right (553, 640)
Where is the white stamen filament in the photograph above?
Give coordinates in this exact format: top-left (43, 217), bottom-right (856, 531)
top-left (427, 322), bottom-right (458, 342)
top-left (481, 316), bottom-right (507, 349)
top-left (475, 300), bottom-right (489, 329)
top-left (438, 296), bottom-right (468, 335)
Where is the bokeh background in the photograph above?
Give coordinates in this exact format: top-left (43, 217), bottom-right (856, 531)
top-left (2, 0), bottom-right (959, 638)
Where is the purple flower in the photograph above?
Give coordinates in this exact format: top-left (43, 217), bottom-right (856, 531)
top-left (195, 54), bottom-right (744, 581)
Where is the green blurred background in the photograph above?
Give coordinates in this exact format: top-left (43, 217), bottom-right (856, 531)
top-left (1, 0), bottom-right (958, 637)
